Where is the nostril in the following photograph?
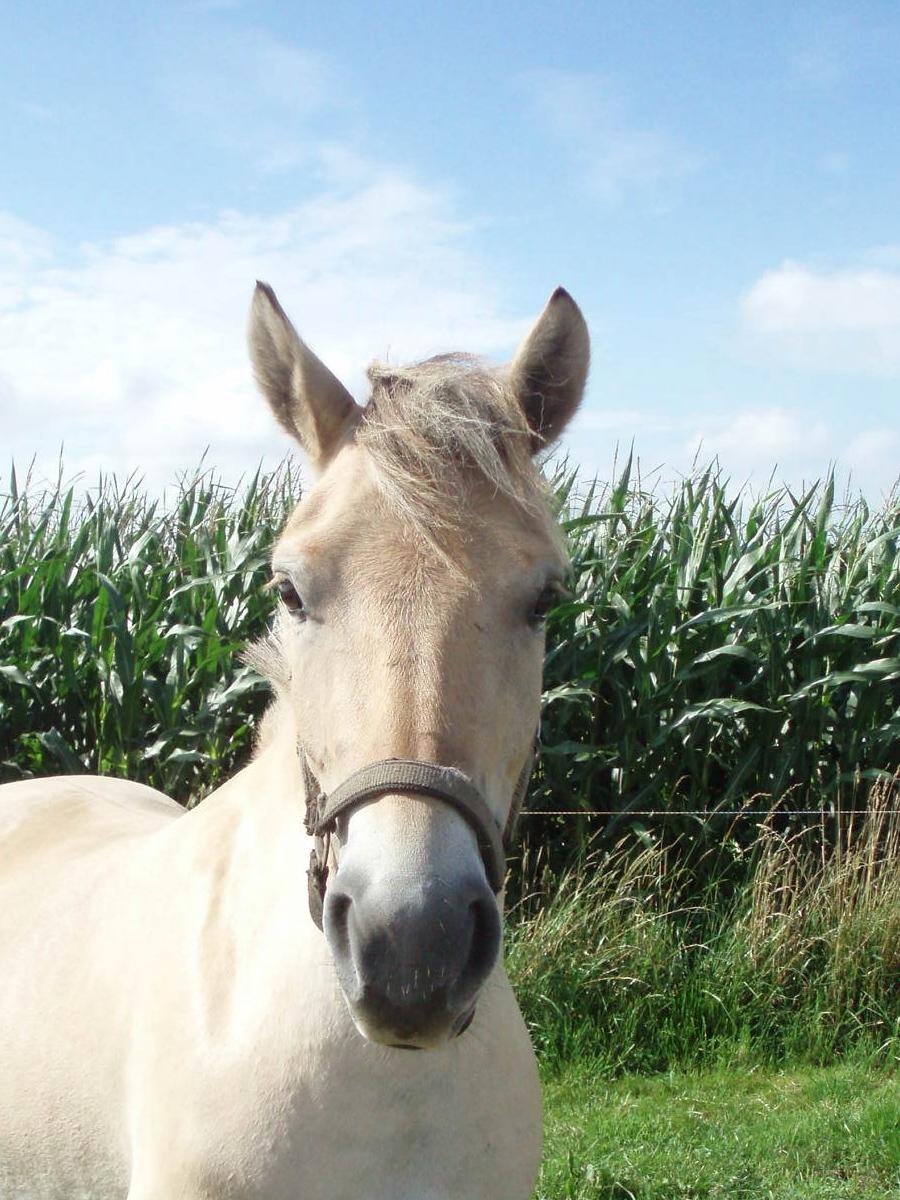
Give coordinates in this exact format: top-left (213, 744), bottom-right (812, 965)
top-left (328, 889), bottom-right (351, 924)
top-left (323, 887), bottom-right (352, 957)
top-left (466, 894), bottom-right (501, 983)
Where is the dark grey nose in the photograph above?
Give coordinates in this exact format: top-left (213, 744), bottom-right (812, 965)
top-left (323, 867), bottom-right (501, 1046)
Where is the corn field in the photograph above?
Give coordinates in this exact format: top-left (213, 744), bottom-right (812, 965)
top-left (0, 463), bottom-right (293, 796)
top-left (532, 458), bottom-right (899, 868)
top-left (1, 458), bottom-right (898, 871)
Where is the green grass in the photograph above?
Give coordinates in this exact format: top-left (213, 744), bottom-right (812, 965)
top-left (539, 1060), bottom-right (900, 1199)
top-left (507, 785), bottom-right (900, 1074)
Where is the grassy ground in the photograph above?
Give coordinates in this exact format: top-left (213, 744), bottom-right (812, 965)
top-left (507, 785), bottom-right (900, 1076)
top-left (539, 1060), bottom-right (900, 1199)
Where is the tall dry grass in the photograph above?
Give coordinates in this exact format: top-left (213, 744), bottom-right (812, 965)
top-left (507, 776), bottom-right (900, 1072)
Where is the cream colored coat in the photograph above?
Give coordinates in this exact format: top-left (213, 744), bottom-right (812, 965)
top-left (0, 283), bottom-right (589, 1199)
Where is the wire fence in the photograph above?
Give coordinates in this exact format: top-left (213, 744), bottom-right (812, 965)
top-left (523, 809), bottom-right (900, 818)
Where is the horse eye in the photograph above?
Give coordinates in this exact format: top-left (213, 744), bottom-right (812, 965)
top-left (274, 577), bottom-right (305, 617)
top-left (530, 583), bottom-right (561, 625)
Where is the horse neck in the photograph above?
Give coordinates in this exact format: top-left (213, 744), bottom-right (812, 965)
top-left (217, 699), bottom-right (302, 825)
top-left (178, 700), bottom-right (307, 892)
top-left (160, 699), bottom-right (323, 980)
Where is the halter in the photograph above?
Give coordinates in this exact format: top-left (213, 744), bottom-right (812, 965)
top-left (300, 732), bottom-right (540, 930)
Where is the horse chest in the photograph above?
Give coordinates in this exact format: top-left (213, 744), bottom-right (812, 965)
top-left (133, 980), bottom-right (540, 1200)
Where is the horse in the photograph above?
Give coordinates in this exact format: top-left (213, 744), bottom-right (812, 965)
top-left (0, 282), bottom-right (589, 1199)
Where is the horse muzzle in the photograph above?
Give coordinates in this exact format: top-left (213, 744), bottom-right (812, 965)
top-left (299, 745), bottom-right (539, 1047)
top-left (323, 865), bottom-right (501, 1048)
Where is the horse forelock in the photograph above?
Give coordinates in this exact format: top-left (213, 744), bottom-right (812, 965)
top-left (358, 354), bottom-right (550, 538)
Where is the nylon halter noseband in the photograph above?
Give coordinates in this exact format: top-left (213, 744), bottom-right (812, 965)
top-left (301, 732), bottom-right (540, 930)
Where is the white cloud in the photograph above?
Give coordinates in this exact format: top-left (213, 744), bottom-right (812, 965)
top-left (561, 399), bottom-right (897, 501)
top-left (160, 26), bottom-right (348, 174)
top-left (844, 427), bottom-right (900, 479)
top-left (0, 168), bottom-right (527, 492)
top-left (522, 70), bottom-right (699, 205)
top-left (741, 259), bottom-right (900, 374)
top-left (0, 214), bottom-right (54, 307)
top-left (684, 407), bottom-right (831, 474)
top-left (678, 407), bottom-right (898, 498)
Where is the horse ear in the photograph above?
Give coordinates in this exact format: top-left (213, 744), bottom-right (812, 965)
top-left (508, 287), bottom-right (589, 452)
top-left (248, 282), bottom-right (362, 471)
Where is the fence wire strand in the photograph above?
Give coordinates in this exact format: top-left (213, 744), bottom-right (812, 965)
top-left (524, 809), bottom-right (900, 818)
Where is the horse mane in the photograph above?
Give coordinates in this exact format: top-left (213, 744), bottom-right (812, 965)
top-left (358, 354), bottom-right (548, 538)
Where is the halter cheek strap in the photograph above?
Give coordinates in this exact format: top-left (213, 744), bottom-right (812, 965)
top-left (300, 732), bottom-right (540, 931)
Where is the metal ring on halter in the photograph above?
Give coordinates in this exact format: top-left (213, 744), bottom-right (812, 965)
top-left (299, 730), bottom-right (541, 931)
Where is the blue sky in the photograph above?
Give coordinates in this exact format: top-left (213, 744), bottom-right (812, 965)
top-left (2, 1), bottom-right (899, 496)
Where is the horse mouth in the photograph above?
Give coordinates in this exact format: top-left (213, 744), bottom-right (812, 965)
top-left (353, 1001), bottom-right (477, 1050)
top-left (385, 1008), bottom-right (472, 1051)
